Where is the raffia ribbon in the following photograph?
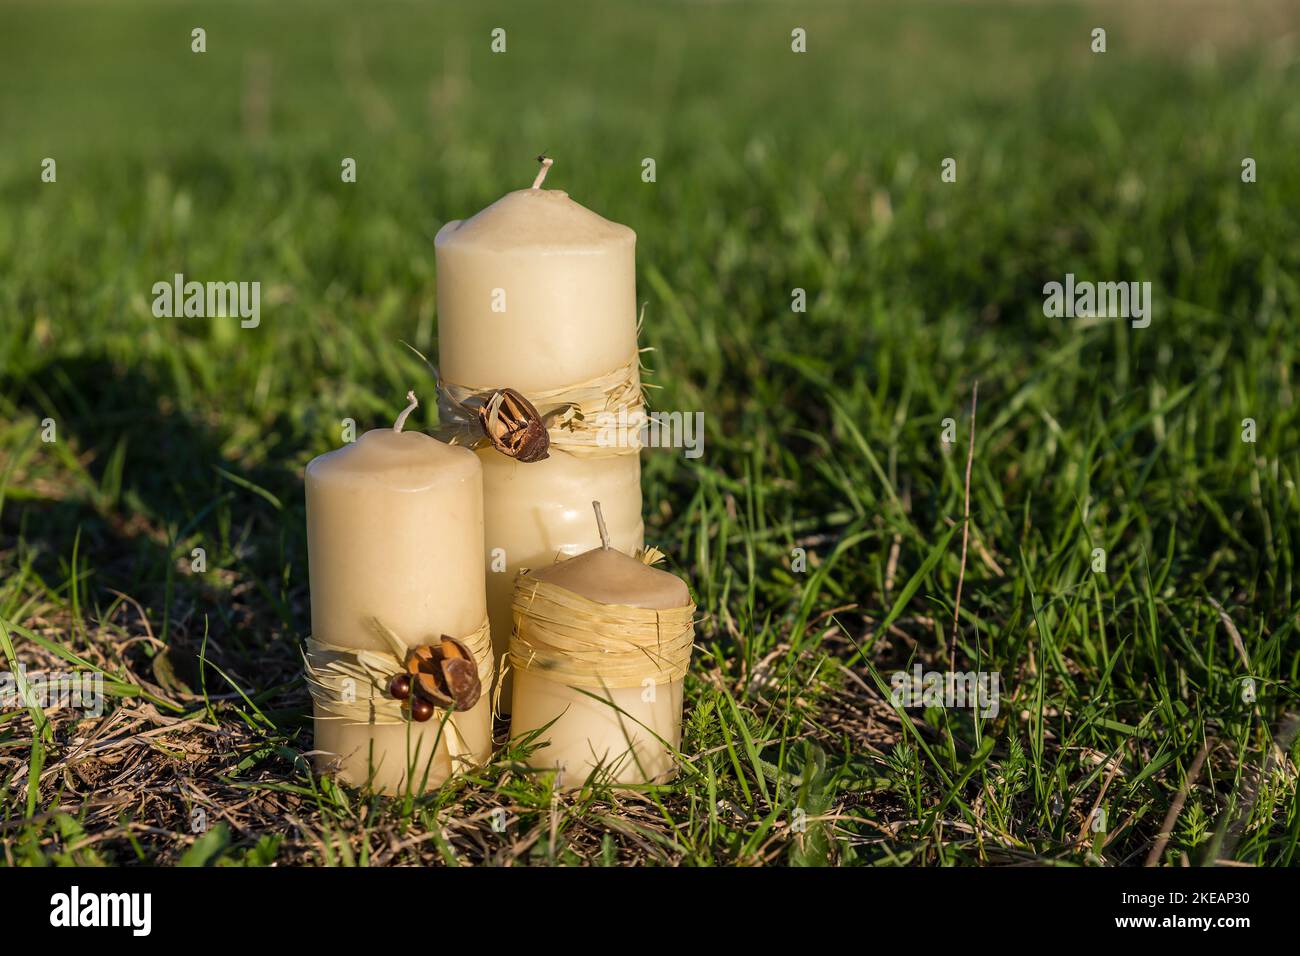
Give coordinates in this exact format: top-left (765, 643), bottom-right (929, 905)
top-left (437, 353), bottom-right (646, 459)
top-left (508, 574), bottom-right (696, 689)
top-left (304, 616), bottom-right (493, 764)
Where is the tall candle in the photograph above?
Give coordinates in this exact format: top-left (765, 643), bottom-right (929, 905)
top-left (435, 164), bottom-right (645, 703)
top-left (305, 393), bottom-right (492, 793)
top-left (508, 505), bottom-right (693, 788)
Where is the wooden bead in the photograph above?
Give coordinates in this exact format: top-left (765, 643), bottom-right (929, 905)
top-left (410, 696), bottom-right (434, 722)
top-left (389, 673), bottom-right (412, 701)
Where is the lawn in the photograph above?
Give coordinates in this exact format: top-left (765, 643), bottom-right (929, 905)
top-left (1, 0), bottom-right (1298, 866)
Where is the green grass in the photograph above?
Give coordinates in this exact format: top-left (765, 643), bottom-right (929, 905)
top-left (1, 0), bottom-right (1298, 866)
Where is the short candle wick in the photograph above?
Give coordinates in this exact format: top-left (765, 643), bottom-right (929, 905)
top-left (592, 500), bottom-right (610, 550)
top-left (531, 155), bottom-right (554, 190)
top-left (393, 389), bottom-right (419, 432)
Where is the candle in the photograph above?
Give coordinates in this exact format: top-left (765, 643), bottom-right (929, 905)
top-left (435, 160), bottom-right (645, 704)
top-left (508, 503), bottom-right (695, 788)
top-left (305, 392), bottom-right (493, 793)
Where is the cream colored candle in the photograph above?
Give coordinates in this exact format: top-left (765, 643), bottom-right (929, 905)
top-left (435, 161), bottom-right (645, 703)
top-left (305, 393), bottom-right (492, 793)
top-left (509, 505), bottom-right (694, 788)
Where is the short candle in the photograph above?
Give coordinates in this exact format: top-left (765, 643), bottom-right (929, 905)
top-left (508, 503), bottom-right (695, 787)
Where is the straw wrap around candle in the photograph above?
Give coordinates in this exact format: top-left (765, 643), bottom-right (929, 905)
top-left (435, 352), bottom-right (647, 460)
top-left (508, 572), bottom-right (696, 689)
top-left (305, 616), bottom-right (493, 761)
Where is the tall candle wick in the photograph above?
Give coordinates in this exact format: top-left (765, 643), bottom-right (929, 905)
top-left (393, 390), bottom-right (419, 432)
top-left (591, 500), bottom-right (610, 550)
top-left (531, 155), bottom-right (554, 190)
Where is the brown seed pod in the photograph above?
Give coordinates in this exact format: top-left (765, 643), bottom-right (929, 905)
top-left (478, 388), bottom-right (550, 463)
top-left (413, 671), bottom-right (454, 709)
top-left (397, 636), bottom-right (481, 716)
top-left (406, 644), bottom-right (437, 675)
top-left (441, 657), bottom-right (481, 711)
top-left (440, 636), bottom-right (481, 709)
top-left (410, 696), bottom-right (435, 722)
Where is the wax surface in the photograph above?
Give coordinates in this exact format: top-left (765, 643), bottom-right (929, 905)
top-left (511, 670), bottom-right (684, 787)
top-left (436, 183), bottom-right (646, 703)
top-left (535, 546), bottom-right (689, 609)
top-left (436, 188), bottom-right (638, 393)
top-left (306, 427), bottom-right (492, 792)
top-left (480, 447), bottom-right (644, 682)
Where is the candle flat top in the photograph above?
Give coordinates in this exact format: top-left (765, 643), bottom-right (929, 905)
top-left (435, 189), bottom-right (635, 253)
top-left (306, 429), bottom-right (480, 492)
top-left (535, 547), bottom-right (690, 610)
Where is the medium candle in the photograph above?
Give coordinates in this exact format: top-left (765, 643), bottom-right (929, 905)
top-left (305, 393), bottom-right (492, 793)
top-left (435, 163), bottom-right (646, 704)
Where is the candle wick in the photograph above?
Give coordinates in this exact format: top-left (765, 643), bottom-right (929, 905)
top-left (393, 390), bottom-right (419, 432)
top-left (531, 155), bottom-right (554, 190)
top-left (592, 500), bottom-right (610, 550)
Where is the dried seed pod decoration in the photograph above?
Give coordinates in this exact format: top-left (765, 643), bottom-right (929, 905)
top-left (406, 644), bottom-right (435, 675)
top-left (414, 671), bottom-right (454, 708)
top-left (391, 635), bottom-right (482, 717)
top-left (478, 388), bottom-right (550, 463)
top-left (439, 636), bottom-right (482, 711)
